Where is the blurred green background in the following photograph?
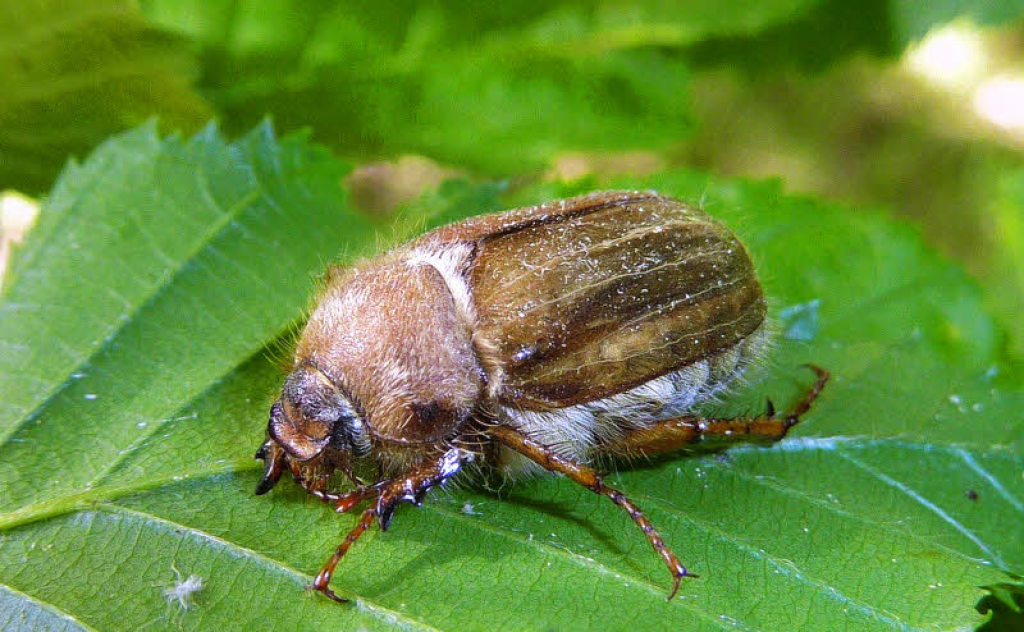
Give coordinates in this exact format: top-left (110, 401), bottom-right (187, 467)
top-left (1, 3), bottom-right (1023, 630)
top-left (1, 0), bottom-right (1022, 355)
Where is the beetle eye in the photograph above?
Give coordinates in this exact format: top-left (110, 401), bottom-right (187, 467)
top-left (330, 412), bottom-right (372, 458)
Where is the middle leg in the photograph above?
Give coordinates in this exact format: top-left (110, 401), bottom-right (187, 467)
top-left (489, 424), bottom-right (691, 600)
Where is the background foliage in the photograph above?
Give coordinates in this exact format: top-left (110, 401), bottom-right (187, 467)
top-left (1, 1), bottom-right (1022, 631)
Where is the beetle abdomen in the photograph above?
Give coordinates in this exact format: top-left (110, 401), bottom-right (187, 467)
top-left (497, 323), bottom-right (770, 469)
top-left (466, 192), bottom-right (766, 410)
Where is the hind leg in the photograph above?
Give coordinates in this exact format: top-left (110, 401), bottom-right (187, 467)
top-left (599, 365), bottom-right (829, 459)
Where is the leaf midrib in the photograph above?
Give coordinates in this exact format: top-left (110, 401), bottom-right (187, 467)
top-left (69, 503), bottom-right (441, 632)
top-left (0, 584), bottom-right (100, 632)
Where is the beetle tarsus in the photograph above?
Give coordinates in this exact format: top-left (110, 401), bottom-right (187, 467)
top-left (784, 364), bottom-right (830, 428)
top-left (311, 570), bottom-right (349, 603)
top-left (667, 575), bottom-right (682, 601)
top-left (377, 499), bottom-right (399, 532)
top-left (312, 505), bottom-right (378, 603)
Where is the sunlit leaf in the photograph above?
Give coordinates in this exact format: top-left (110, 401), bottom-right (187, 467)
top-left (0, 124), bottom-right (1020, 631)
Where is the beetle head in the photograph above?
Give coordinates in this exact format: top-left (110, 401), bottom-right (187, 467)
top-left (255, 363), bottom-right (371, 495)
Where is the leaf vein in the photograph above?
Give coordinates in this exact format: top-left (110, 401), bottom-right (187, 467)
top-left (421, 503), bottom-right (736, 631)
top-left (836, 451), bottom-right (1008, 571)
top-left (94, 502), bottom-right (443, 632)
top-left (627, 490), bottom-right (917, 630)
top-left (954, 447), bottom-right (1024, 514)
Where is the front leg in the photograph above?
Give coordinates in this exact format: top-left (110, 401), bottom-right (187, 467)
top-left (311, 448), bottom-right (467, 603)
top-left (307, 480), bottom-right (391, 514)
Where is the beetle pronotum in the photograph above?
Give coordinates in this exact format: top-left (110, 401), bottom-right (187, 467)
top-left (253, 190), bottom-right (828, 602)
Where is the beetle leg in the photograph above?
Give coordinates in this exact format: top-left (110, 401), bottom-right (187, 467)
top-left (338, 480), bottom-right (391, 513)
top-left (598, 365), bottom-right (829, 459)
top-left (489, 425), bottom-right (690, 600)
top-left (307, 480), bottom-right (390, 513)
top-left (311, 505), bottom-right (377, 603)
top-left (311, 448), bottom-right (466, 603)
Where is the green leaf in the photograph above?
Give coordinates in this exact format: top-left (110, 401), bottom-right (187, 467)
top-left (983, 168), bottom-right (1024, 362)
top-left (977, 583), bottom-right (1024, 631)
top-left (688, 0), bottom-right (1024, 71)
top-left (136, 0), bottom-right (821, 173)
top-left (1, 124), bottom-right (1021, 631)
top-left (0, 0), bottom-right (212, 193)
top-left (686, 0), bottom-right (900, 72)
top-left (891, 0), bottom-right (1024, 44)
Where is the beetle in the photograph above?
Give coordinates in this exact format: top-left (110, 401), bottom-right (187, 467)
top-left (253, 190), bottom-right (829, 602)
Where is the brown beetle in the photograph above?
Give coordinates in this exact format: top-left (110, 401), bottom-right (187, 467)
top-left (254, 191), bottom-right (828, 602)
